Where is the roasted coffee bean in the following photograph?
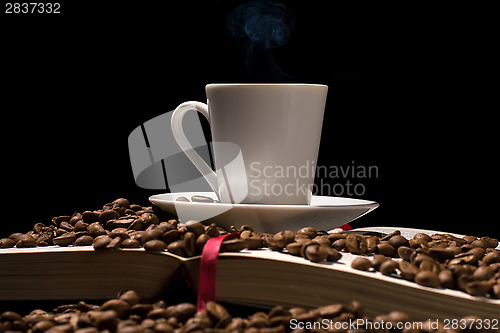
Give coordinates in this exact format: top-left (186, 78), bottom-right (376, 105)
top-left (74, 235), bottom-right (94, 246)
top-left (465, 280), bottom-right (494, 296)
top-left (183, 232), bottom-right (196, 257)
top-left (184, 221), bottom-right (205, 237)
top-left (161, 230), bottom-right (183, 244)
top-left (285, 242), bottom-right (303, 256)
top-left (144, 240), bottom-right (167, 252)
top-left (191, 195), bottom-right (215, 203)
top-left (101, 299), bottom-right (130, 317)
top-left (176, 196), bottom-right (190, 202)
top-left (167, 241), bottom-right (187, 257)
top-left (346, 234), bottom-right (368, 254)
top-left (397, 246), bottom-right (414, 261)
top-left (379, 259), bottom-right (398, 275)
top-left (332, 238), bottom-right (346, 251)
top-left (16, 234), bottom-right (37, 248)
top-left (206, 302), bottom-right (231, 328)
top-left (472, 265), bottom-right (494, 280)
top-left (303, 243), bottom-right (328, 263)
top-left (120, 238), bottom-right (141, 248)
top-left (388, 235), bottom-right (409, 249)
top-left (376, 242), bottom-right (397, 257)
top-left (482, 250), bottom-right (500, 265)
top-left (221, 238), bottom-right (247, 252)
top-left (59, 221), bottom-right (74, 232)
top-left (93, 235), bottom-right (113, 250)
top-left (196, 233), bottom-right (210, 251)
top-left (351, 257), bottom-right (372, 271)
top-left (438, 269), bottom-right (456, 289)
top-left (428, 247), bottom-right (455, 261)
top-left (399, 261), bottom-right (419, 281)
top-left (53, 232), bottom-right (76, 247)
top-left (472, 236), bottom-right (498, 249)
top-left (270, 230), bottom-right (295, 248)
top-left (325, 247), bottom-right (342, 262)
top-left (296, 227), bottom-right (317, 239)
top-left (141, 228), bottom-right (163, 245)
top-left (327, 233), bottom-right (346, 242)
top-left (106, 237), bottom-right (122, 250)
top-left (99, 210), bottom-right (120, 224)
top-left (365, 236), bottom-right (379, 253)
top-left (493, 283), bottom-right (500, 298)
top-left (95, 310), bottom-right (119, 331)
top-left (415, 271), bottom-right (441, 288)
top-left (316, 304), bottom-right (343, 319)
top-left (0, 238), bottom-right (15, 248)
top-left (370, 254), bottom-right (388, 269)
top-left (419, 259), bottom-right (441, 275)
top-left (73, 220), bottom-right (89, 232)
top-left (413, 233), bottom-right (432, 244)
top-left (245, 235), bottom-right (264, 250)
top-left (141, 213), bottom-right (159, 227)
top-left (88, 222), bottom-right (106, 238)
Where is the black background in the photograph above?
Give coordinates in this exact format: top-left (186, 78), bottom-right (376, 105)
top-left (0, 1), bottom-right (497, 239)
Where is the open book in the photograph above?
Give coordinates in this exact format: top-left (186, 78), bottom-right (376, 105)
top-left (1, 227), bottom-right (499, 321)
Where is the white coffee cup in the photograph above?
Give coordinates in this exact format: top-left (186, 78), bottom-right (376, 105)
top-left (171, 83), bottom-right (328, 205)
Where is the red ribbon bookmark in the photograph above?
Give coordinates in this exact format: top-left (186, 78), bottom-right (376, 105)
top-left (197, 232), bottom-right (239, 313)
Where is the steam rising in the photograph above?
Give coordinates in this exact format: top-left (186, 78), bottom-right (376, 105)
top-left (226, 0), bottom-right (296, 81)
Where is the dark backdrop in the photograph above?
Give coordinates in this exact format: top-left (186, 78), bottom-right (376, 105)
top-left (1, 1), bottom-right (497, 239)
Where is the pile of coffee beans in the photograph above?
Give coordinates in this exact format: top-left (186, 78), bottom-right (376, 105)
top-left (0, 290), bottom-right (493, 333)
top-left (342, 230), bottom-right (500, 298)
top-left (1, 198), bottom-right (499, 299)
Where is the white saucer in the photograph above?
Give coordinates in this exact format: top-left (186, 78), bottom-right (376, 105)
top-left (149, 192), bottom-right (379, 233)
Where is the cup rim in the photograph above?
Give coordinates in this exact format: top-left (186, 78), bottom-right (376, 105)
top-left (206, 83), bottom-right (327, 88)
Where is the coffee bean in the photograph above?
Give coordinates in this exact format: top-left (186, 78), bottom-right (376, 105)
top-left (346, 235), bottom-right (368, 254)
top-left (170, 303), bottom-right (196, 323)
top-left (191, 195), bottom-right (215, 203)
top-left (141, 229), bottom-right (163, 245)
top-left (167, 241), bottom-right (187, 257)
top-left (438, 269), bottom-right (456, 289)
top-left (141, 213), bottom-right (160, 227)
top-left (120, 238), bottom-right (141, 248)
top-left (95, 310), bottom-right (119, 331)
top-left (53, 232), bottom-right (76, 247)
top-left (16, 234), bottom-right (37, 248)
top-left (332, 238), bottom-right (346, 251)
top-left (106, 237), bottom-right (122, 250)
top-left (161, 230), bottom-right (183, 244)
top-left (379, 259), bottom-right (398, 275)
top-left (87, 222), bottom-right (106, 238)
top-left (397, 246), bottom-right (414, 261)
top-left (99, 210), bottom-right (120, 224)
top-left (365, 236), bottom-right (379, 253)
top-left (415, 271), bottom-right (441, 288)
top-left (428, 247), bottom-right (455, 261)
top-left (414, 233), bottom-right (432, 244)
top-left (465, 280), bottom-right (494, 296)
top-left (296, 227), bottom-right (317, 239)
top-left (388, 235), bottom-right (409, 249)
top-left (144, 240), bottom-right (167, 252)
top-left (325, 247), bottom-right (342, 262)
top-left (74, 235), bottom-right (94, 246)
top-left (101, 299), bottom-right (130, 318)
top-left (183, 232), bottom-right (196, 257)
top-left (472, 265), bottom-right (494, 280)
top-left (206, 302), bottom-right (231, 328)
top-left (221, 238), bottom-right (247, 252)
top-left (482, 250), bottom-right (500, 265)
top-left (376, 242), bottom-right (396, 257)
top-left (303, 243), bottom-right (328, 263)
top-left (32, 320), bottom-right (55, 333)
top-left (351, 257), bottom-right (372, 271)
top-left (399, 261), bottom-right (419, 281)
top-left (285, 242), bottom-right (303, 256)
top-left (0, 238), bottom-right (15, 248)
top-left (176, 196), bottom-right (190, 202)
top-left (93, 235), bottom-right (113, 250)
top-left (316, 304), bottom-right (343, 319)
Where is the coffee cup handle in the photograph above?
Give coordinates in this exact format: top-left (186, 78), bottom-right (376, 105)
top-left (171, 101), bottom-right (219, 194)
